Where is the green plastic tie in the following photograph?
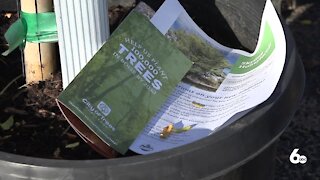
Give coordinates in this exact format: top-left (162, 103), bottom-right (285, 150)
top-left (2, 11), bottom-right (58, 56)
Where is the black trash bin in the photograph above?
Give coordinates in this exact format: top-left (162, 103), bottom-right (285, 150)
top-left (0, 0), bottom-right (305, 179)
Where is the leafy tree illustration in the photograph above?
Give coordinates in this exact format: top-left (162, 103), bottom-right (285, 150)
top-left (172, 30), bottom-right (231, 76)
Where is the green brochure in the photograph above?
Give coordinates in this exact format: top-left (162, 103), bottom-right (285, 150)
top-left (57, 10), bottom-right (193, 154)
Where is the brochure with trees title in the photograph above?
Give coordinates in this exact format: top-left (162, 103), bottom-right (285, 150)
top-left (58, 0), bottom-right (286, 156)
top-left (56, 8), bottom-right (193, 155)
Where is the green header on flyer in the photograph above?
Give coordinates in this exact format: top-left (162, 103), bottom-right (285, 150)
top-left (231, 23), bottom-right (275, 74)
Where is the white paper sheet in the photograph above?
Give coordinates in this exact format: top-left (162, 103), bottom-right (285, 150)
top-left (130, 0), bottom-right (286, 154)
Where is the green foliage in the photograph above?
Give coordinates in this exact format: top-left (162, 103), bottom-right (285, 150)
top-left (172, 30), bottom-right (231, 75)
top-left (0, 116), bottom-right (14, 130)
top-left (65, 142), bottom-right (80, 149)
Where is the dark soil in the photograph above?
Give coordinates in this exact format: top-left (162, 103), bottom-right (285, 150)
top-left (0, 11), bottom-right (106, 160)
top-left (275, 1), bottom-right (320, 179)
top-left (0, 73), bottom-right (105, 160)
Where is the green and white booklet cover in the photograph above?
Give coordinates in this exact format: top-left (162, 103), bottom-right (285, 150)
top-left (57, 8), bottom-right (193, 155)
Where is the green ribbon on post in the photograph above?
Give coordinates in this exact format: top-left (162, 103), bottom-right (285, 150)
top-left (2, 11), bottom-right (58, 56)
top-left (22, 11), bottom-right (58, 43)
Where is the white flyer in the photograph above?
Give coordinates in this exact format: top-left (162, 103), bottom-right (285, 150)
top-left (130, 0), bottom-right (286, 154)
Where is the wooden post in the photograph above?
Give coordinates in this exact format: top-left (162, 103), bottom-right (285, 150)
top-left (21, 0), bottom-right (57, 84)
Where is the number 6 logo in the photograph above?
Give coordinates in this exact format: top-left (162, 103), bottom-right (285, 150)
top-left (290, 149), bottom-right (307, 164)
